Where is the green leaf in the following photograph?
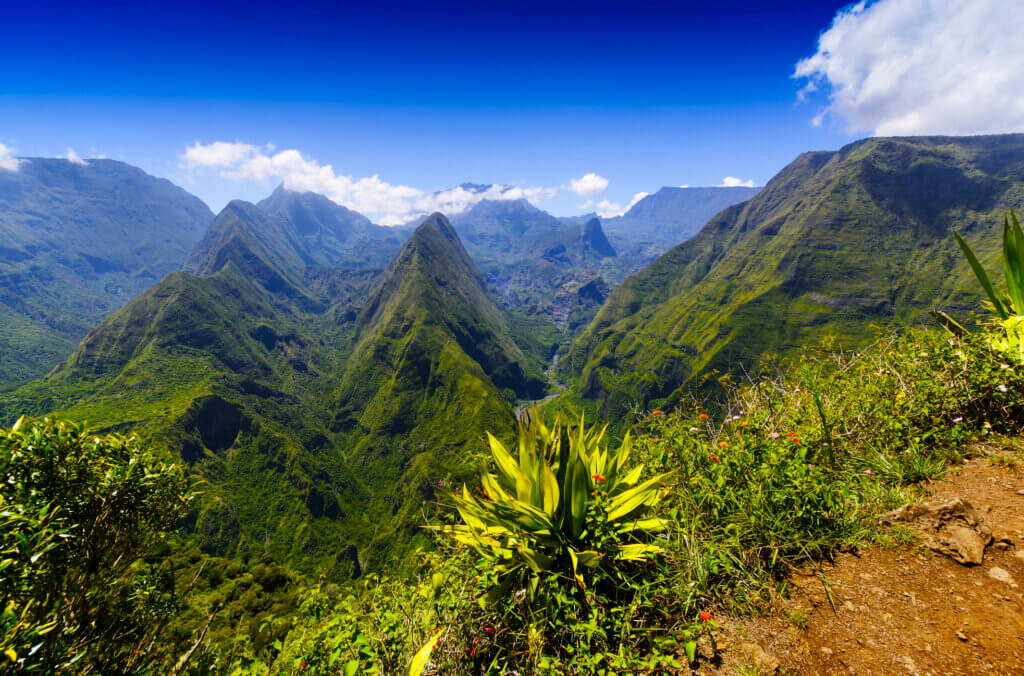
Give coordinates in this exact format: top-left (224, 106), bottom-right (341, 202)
top-left (408, 632), bottom-right (441, 676)
top-left (1003, 216), bottom-right (1024, 315)
top-left (605, 474), bottom-right (667, 521)
top-left (954, 229), bottom-right (1007, 319)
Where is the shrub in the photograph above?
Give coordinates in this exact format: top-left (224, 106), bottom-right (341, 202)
top-left (0, 417), bottom-right (190, 673)
top-left (634, 326), bottom-right (1024, 614)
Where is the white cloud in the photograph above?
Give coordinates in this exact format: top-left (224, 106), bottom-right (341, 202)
top-left (180, 141), bottom-right (561, 225)
top-left (64, 148), bottom-right (87, 165)
top-left (0, 143), bottom-right (21, 172)
top-left (567, 172), bottom-right (609, 197)
top-left (718, 177), bottom-right (756, 188)
top-left (794, 0), bottom-right (1024, 136)
top-left (596, 191), bottom-right (648, 218)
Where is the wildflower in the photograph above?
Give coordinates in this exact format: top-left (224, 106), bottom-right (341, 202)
top-left (592, 473), bottom-right (606, 482)
top-left (650, 438), bottom-right (660, 442)
top-left (864, 469), bottom-right (874, 476)
top-left (718, 442), bottom-right (727, 448)
top-left (999, 384), bottom-right (1009, 393)
top-left (711, 455), bottom-right (719, 462)
top-left (689, 427), bottom-right (699, 432)
top-left (771, 432), bottom-right (780, 439)
top-left (485, 627), bottom-right (494, 634)
top-left (952, 417), bottom-right (963, 423)
top-left (653, 409), bottom-right (663, 415)
top-left (822, 442), bottom-right (829, 447)
top-left (700, 611), bottom-right (712, 621)
top-left (699, 413), bottom-right (708, 419)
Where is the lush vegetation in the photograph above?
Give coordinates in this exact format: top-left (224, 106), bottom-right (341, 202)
top-left (178, 318), bottom-right (1023, 673)
top-left (564, 136), bottom-right (1024, 421)
top-left (0, 417), bottom-right (189, 672)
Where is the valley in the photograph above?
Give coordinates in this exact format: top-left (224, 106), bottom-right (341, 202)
top-left (3, 133), bottom-right (1024, 674)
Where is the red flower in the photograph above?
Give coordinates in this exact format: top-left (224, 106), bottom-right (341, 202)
top-left (718, 442), bottom-right (727, 448)
top-left (592, 473), bottom-right (606, 482)
top-left (484, 626), bottom-right (494, 634)
top-left (700, 611), bottom-right (712, 621)
top-left (699, 413), bottom-right (709, 419)
top-left (711, 455), bottom-right (719, 462)
top-left (653, 409), bottom-right (663, 415)
top-left (650, 437), bottom-right (660, 442)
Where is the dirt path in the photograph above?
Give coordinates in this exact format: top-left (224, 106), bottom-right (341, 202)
top-left (713, 442), bottom-right (1024, 675)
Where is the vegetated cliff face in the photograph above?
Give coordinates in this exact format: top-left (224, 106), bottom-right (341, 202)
top-left (566, 134), bottom-right (1024, 420)
top-left (0, 203), bottom-right (548, 577)
top-left (0, 158), bottom-right (214, 382)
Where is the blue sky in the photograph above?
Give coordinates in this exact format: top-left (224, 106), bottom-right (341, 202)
top-left (2, 0), bottom-right (1021, 223)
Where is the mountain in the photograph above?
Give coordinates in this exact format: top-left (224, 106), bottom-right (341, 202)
top-left (0, 203), bottom-right (553, 576)
top-left (257, 185), bottom-right (409, 268)
top-left (582, 217), bottom-right (617, 258)
top-left (0, 158), bottom-right (213, 382)
top-left (564, 134), bottom-right (1024, 420)
top-left (601, 186), bottom-right (760, 258)
top-left (331, 214), bottom-right (550, 561)
top-left (452, 199), bottom-right (637, 331)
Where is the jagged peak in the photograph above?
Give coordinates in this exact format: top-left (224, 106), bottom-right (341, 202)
top-left (582, 217), bottom-right (617, 258)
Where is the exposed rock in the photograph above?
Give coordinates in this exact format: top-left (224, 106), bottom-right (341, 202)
top-left (883, 498), bottom-right (993, 565)
top-left (988, 567), bottom-right (1015, 585)
top-left (941, 525), bottom-right (989, 565)
top-left (737, 642), bottom-right (780, 674)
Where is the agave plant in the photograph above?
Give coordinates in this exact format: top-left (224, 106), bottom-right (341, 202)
top-left (441, 412), bottom-right (670, 603)
top-left (953, 209), bottom-right (1024, 361)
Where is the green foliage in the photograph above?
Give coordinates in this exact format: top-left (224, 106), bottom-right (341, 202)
top-left (443, 414), bottom-right (669, 602)
top-left (955, 209), bottom-right (1024, 361)
top-left (633, 326), bottom-right (1024, 613)
top-left (0, 417), bottom-right (190, 673)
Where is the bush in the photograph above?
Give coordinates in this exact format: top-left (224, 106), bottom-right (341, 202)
top-left (0, 417), bottom-right (190, 673)
top-left (634, 326), bottom-right (1024, 614)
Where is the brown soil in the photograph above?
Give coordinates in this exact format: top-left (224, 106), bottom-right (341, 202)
top-left (714, 442), bottom-right (1024, 675)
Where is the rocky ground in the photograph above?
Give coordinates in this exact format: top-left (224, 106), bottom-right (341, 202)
top-left (708, 440), bottom-right (1024, 675)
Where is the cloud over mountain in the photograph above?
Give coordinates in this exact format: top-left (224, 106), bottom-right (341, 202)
top-left (718, 177), bottom-right (755, 188)
top-left (0, 144), bottom-right (21, 171)
top-left (795, 0), bottom-right (1024, 136)
top-left (180, 141), bottom-right (566, 225)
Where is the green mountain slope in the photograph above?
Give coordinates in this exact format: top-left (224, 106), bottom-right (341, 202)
top-left (0, 158), bottom-right (213, 382)
top-left (330, 215), bottom-right (551, 562)
top-left (565, 134), bottom-right (1024, 419)
top-left (257, 185), bottom-right (409, 269)
top-left (3, 201), bottom-right (371, 575)
top-left (0, 205), bottom-right (554, 575)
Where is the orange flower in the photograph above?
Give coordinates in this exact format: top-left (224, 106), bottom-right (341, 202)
top-left (700, 611), bottom-right (712, 621)
top-left (699, 413), bottom-right (709, 419)
top-left (718, 442), bottom-right (727, 448)
top-left (711, 455), bottom-right (719, 462)
top-left (650, 438), bottom-right (660, 442)
top-left (592, 473), bottom-right (606, 482)
top-left (653, 409), bottom-right (663, 415)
